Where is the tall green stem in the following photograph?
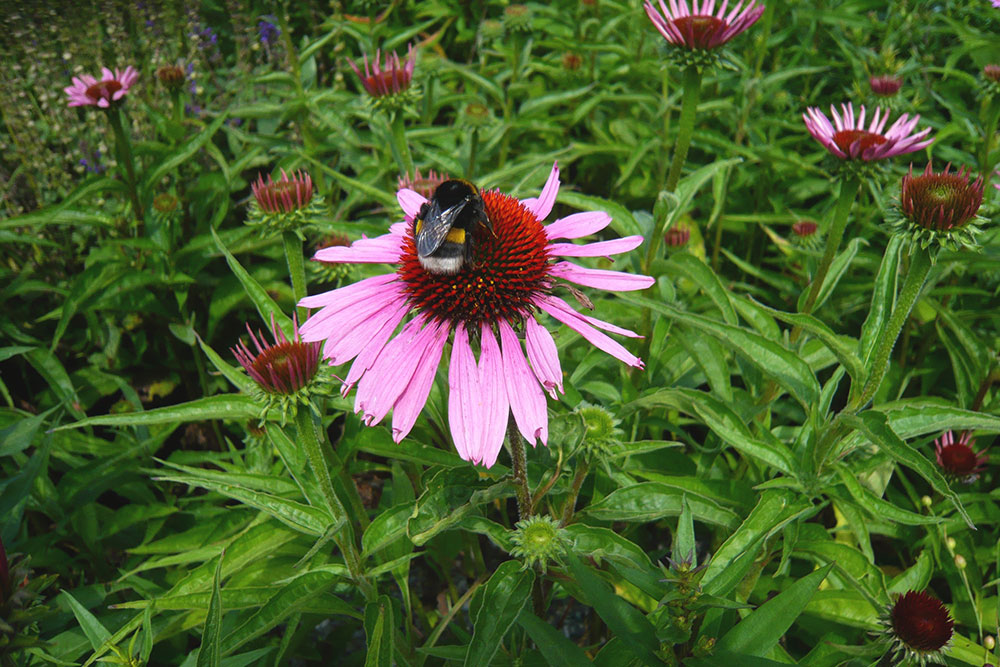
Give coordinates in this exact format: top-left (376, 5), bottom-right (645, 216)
top-left (664, 66), bottom-right (703, 193)
top-left (848, 246), bottom-right (932, 412)
top-left (282, 231), bottom-right (307, 320)
top-left (295, 408), bottom-right (374, 600)
top-left (507, 417), bottom-right (532, 521)
top-left (106, 106), bottom-right (144, 226)
top-left (467, 128), bottom-right (479, 179)
top-left (388, 111), bottom-right (414, 178)
top-left (797, 176), bottom-right (859, 318)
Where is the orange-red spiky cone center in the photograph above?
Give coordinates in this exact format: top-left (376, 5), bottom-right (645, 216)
top-left (832, 129), bottom-right (887, 154)
top-left (672, 15), bottom-right (726, 48)
top-left (890, 592), bottom-right (953, 652)
top-left (86, 79), bottom-right (123, 102)
top-left (397, 190), bottom-right (551, 326)
top-left (901, 168), bottom-right (983, 231)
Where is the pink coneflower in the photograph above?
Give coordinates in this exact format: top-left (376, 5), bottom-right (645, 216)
top-left (643, 0), bottom-right (765, 50)
top-left (64, 66), bottom-right (139, 108)
top-left (298, 163), bottom-right (652, 468)
top-left (348, 44), bottom-right (416, 98)
top-left (232, 317), bottom-right (321, 397)
top-left (869, 75), bottom-right (902, 97)
top-left (934, 430), bottom-right (988, 482)
top-left (883, 591), bottom-right (953, 665)
top-left (252, 169), bottom-right (314, 214)
top-left (803, 103), bottom-right (933, 161)
top-left (901, 162), bottom-right (983, 232)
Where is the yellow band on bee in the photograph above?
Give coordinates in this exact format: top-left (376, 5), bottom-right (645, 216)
top-left (445, 228), bottom-right (466, 243)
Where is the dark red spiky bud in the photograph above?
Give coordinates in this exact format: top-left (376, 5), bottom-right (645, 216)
top-left (232, 316), bottom-right (321, 395)
top-left (934, 430), bottom-right (988, 481)
top-left (791, 220), bottom-right (818, 237)
top-left (901, 161), bottom-right (984, 231)
top-left (889, 591), bottom-right (954, 654)
top-left (870, 75), bottom-right (902, 97)
top-left (252, 170), bottom-right (314, 214)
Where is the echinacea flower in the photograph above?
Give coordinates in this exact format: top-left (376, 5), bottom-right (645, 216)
top-left (803, 103), bottom-right (933, 161)
top-left (156, 64), bottom-right (185, 89)
top-left (883, 591), bottom-right (953, 665)
top-left (348, 44), bottom-right (416, 99)
top-left (64, 66), bottom-right (139, 108)
top-left (298, 163), bottom-right (653, 468)
top-left (934, 430), bottom-right (988, 482)
top-left (232, 316), bottom-right (323, 421)
top-left (869, 75), bottom-right (902, 97)
top-left (891, 161), bottom-right (986, 253)
top-left (643, 0), bottom-right (765, 51)
top-left (246, 169), bottom-right (322, 235)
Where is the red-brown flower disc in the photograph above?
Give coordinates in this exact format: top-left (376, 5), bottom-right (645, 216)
top-left (397, 191), bottom-right (550, 327)
top-left (232, 320), bottom-right (321, 396)
top-left (870, 75), bottom-right (902, 96)
top-left (934, 430), bottom-right (987, 479)
top-left (664, 226), bottom-right (690, 247)
top-left (901, 162), bottom-right (984, 231)
top-left (252, 170), bottom-right (314, 214)
top-left (673, 15), bottom-right (727, 48)
top-left (890, 591), bottom-right (954, 652)
top-left (792, 220), bottom-right (818, 237)
top-left (985, 65), bottom-right (1000, 83)
top-left (832, 129), bottom-right (888, 155)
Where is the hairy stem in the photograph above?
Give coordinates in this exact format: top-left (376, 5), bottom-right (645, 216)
top-left (508, 416), bottom-right (532, 521)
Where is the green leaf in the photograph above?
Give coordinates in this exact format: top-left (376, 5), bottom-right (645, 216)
top-left (835, 466), bottom-right (943, 526)
top-left (859, 234), bottom-right (903, 359)
top-left (674, 328), bottom-right (733, 403)
top-left (145, 112), bottom-right (228, 187)
top-left (717, 564), bottom-right (832, 656)
top-left (844, 411), bottom-right (973, 528)
top-left (673, 496), bottom-right (696, 565)
top-left (211, 227), bottom-right (294, 338)
top-left (663, 252), bottom-right (738, 325)
top-left (584, 482), bottom-right (740, 529)
top-left (61, 591), bottom-right (112, 652)
top-left (364, 595), bottom-right (395, 667)
top-left (622, 295), bottom-right (820, 409)
top-left (55, 395), bottom-right (262, 430)
top-left (805, 237), bottom-right (866, 313)
top-left (466, 561), bottom-right (535, 667)
top-left (220, 571), bottom-right (339, 654)
top-left (517, 611), bottom-right (593, 667)
top-left (563, 553), bottom-right (662, 667)
top-left (197, 552), bottom-right (224, 667)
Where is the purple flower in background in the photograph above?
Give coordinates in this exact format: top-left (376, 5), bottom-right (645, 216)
top-left (258, 17), bottom-right (280, 45)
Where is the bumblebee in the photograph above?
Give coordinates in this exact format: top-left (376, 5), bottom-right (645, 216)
top-left (415, 179), bottom-right (491, 275)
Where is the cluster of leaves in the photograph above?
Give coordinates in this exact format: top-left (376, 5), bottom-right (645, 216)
top-left (1, 0), bottom-right (1000, 665)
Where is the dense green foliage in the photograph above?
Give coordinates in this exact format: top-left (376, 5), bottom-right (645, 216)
top-left (1, 0), bottom-right (1000, 665)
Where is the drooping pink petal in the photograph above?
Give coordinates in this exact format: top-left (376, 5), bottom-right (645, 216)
top-left (397, 188), bottom-right (427, 219)
top-left (313, 232), bottom-right (404, 264)
top-left (340, 300), bottom-right (411, 395)
top-left (476, 324), bottom-right (510, 468)
top-left (319, 293), bottom-right (410, 365)
top-left (549, 261), bottom-right (656, 292)
top-left (498, 320), bottom-right (548, 447)
top-left (548, 236), bottom-right (644, 258)
top-left (299, 273), bottom-right (398, 312)
top-left (545, 211), bottom-right (612, 240)
top-left (524, 316), bottom-right (563, 398)
top-left (448, 324), bottom-right (478, 462)
top-left (391, 321), bottom-right (449, 442)
top-left (354, 317), bottom-right (427, 425)
top-left (536, 295), bottom-right (644, 368)
top-left (521, 163), bottom-right (560, 221)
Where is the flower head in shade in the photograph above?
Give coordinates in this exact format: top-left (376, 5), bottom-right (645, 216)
top-left (889, 161), bottom-right (986, 254)
top-left (398, 168), bottom-right (450, 201)
top-left (790, 219), bottom-right (822, 249)
top-left (644, 0), bottom-right (765, 67)
top-left (803, 103), bottom-right (933, 163)
top-left (298, 163), bottom-right (653, 468)
top-left (65, 66), bottom-right (139, 108)
top-left (984, 65), bottom-right (1000, 98)
top-left (934, 430), bottom-right (988, 482)
top-left (510, 515), bottom-right (568, 573)
top-left (156, 64), bottom-right (186, 90)
top-left (882, 591), bottom-right (953, 665)
top-left (869, 74), bottom-right (902, 97)
top-left (232, 315), bottom-right (324, 422)
top-left (246, 169), bottom-right (324, 237)
top-left (347, 44), bottom-right (417, 112)
top-left (310, 233), bottom-right (355, 285)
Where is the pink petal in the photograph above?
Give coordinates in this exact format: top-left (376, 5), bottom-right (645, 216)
top-left (549, 261), bottom-right (655, 292)
top-left (391, 321), bottom-right (449, 442)
top-left (313, 233), bottom-right (404, 264)
top-left (521, 162), bottom-right (560, 221)
top-left (548, 235), bottom-right (644, 258)
top-left (319, 293), bottom-right (410, 365)
top-left (498, 320), bottom-right (548, 447)
top-left (397, 189), bottom-right (427, 219)
top-left (448, 324), bottom-right (478, 462)
top-left (525, 316), bottom-right (563, 398)
top-left (341, 300), bottom-right (411, 394)
top-left (354, 317), bottom-right (426, 425)
top-left (476, 324), bottom-right (510, 468)
top-left (545, 211), bottom-right (612, 240)
top-left (299, 273), bottom-right (397, 311)
top-left (535, 295), bottom-right (644, 368)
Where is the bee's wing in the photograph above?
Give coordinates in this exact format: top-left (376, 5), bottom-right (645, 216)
top-left (415, 200), bottom-right (468, 257)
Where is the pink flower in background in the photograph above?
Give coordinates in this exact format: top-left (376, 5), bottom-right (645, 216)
top-left (348, 44), bottom-right (416, 98)
top-left (64, 66), bottom-right (139, 108)
top-left (299, 164), bottom-right (652, 468)
top-left (251, 169), bottom-right (314, 214)
top-left (803, 103), bottom-right (933, 161)
top-left (644, 0), bottom-right (765, 50)
top-left (934, 430), bottom-right (988, 482)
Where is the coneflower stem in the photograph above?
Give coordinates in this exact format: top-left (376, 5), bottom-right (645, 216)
top-left (664, 65), bottom-right (702, 193)
top-left (283, 231), bottom-right (307, 320)
top-left (106, 106), bottom-right (144, 226)
top-left (797, 176), bottom-right (859, 319)
top-left (848, 245), bottom-right (933, 412)
top-left (507, 417), bottom-right (532, 521)
top-left (467, 127), bottom-right (479, 179)
top-left (559, 459), bottom-right (589, 527)
top-left (388, 111), bottom-right (414, 178)
top-left (295, 408), bottom-right (374, 599)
